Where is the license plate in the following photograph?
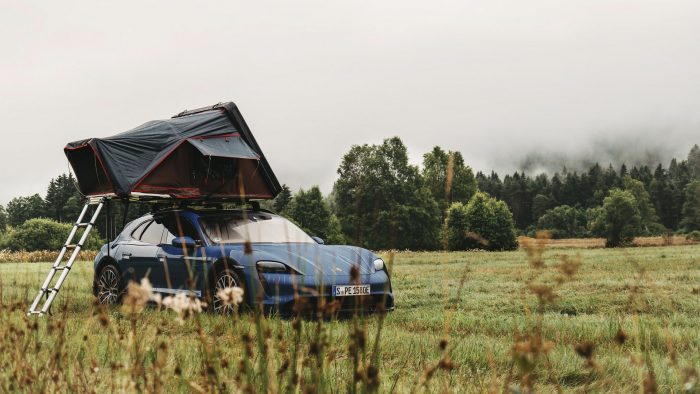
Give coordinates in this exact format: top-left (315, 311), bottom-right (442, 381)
top-left (334, 285), bottom-right (370, 297)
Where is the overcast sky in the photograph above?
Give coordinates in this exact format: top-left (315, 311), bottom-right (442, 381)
top-left (1, 1), bottom-right (699, 204)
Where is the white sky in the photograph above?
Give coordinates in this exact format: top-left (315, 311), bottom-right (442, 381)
top-left (1, 1), bottom-right (699, 204)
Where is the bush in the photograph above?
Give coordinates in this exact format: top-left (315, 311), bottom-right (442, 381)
top-left (686, 230), bottom-right (700, 243)
top-left (536, 205), bottom-right (587, 239)
top-left (445, 192), bottom-right (518, 251)
top-left (0, 218), bottom-right (103, 252)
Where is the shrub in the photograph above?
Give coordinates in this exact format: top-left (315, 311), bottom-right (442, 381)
top-left (445, 192), bottom-right (518, 251)
top-left (0, 218), bottom-right (103, 252)
top-left (686, 230), bottom-right (700, 242)
top-left (536, 205), bottom-right (588, 239)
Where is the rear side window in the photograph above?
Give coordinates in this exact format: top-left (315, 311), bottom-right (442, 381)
top-left (130, 220), bottom-right (150, 239)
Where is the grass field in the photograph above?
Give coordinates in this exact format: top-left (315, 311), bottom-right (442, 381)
top-left (1, 243), bottom-right (699, 392)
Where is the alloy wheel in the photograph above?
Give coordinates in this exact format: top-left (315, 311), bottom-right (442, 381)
top-left (97, 267), bottom-right (119, 305)
top-left (213, 272), bottom-right (239, 314)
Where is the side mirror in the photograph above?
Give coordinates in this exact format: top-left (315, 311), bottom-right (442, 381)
top-left (172, 236), bottom-right (197, 249)
top-left (311, 236), bottom-right (325, 245)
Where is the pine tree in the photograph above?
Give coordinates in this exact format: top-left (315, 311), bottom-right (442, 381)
top-left (44, 173), bottom-right (81, 222)
top-left (688, 144), bottom-right (700, 179)
top-left (0, 205), bottom-right (7, 233)
top-left (273, 184), bottom-right (293, 213)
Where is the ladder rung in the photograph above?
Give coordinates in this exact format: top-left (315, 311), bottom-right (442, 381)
top-left (76, 222), bottom-right (91, 228)
top-left (53, 266), bottom-right (70, 272)
top-left (27, 311), bottom-right (43, 315)
top-left (64, 244), bottom-right (81, 249)
top-left (40, 287), bottom-right (59, 293)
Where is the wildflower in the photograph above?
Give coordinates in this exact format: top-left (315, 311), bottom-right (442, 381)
top-left (557, 255), bottom-right (581, 279)
top-left (160, 293), bottom-right (207, 323)
top-left (121, 278), bottom-right (154, 314)
top-left (528, 283), bottom-right (557, 303)
top-left (216, 286), bottom-right (244, 307)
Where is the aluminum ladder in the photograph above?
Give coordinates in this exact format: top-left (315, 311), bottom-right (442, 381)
top-left (27, 197), bottom-right (106, 316)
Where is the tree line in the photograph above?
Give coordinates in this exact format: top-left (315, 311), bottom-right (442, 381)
top-left (2, 141), bottom-right (700, 251)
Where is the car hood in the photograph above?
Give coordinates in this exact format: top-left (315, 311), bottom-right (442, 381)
top-left (233, 243), bottom-right (377, 276)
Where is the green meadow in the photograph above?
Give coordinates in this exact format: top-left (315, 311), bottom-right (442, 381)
top-left (1, 244), bottom-right (699, 392)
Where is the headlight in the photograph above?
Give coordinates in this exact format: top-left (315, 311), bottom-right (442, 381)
top-left (256, 261), bottom-right (300, 274)
top-left (373, 258), bottom-right (385, 271)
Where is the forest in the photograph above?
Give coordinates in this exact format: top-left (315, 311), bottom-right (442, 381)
top-left (1, 140), bottom-right (700, 251)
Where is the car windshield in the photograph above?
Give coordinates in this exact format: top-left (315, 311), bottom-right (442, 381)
top-left (200, 212), bottom-right (315, 244)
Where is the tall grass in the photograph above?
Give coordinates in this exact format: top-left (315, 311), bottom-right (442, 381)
top-left (1, 243), bottom-right (699, 392)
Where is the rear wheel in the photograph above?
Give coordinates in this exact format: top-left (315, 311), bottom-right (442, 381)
top-left (211, 268), bottom-right (245, 314)
top-left (96, 264), bottom-right (122, 305)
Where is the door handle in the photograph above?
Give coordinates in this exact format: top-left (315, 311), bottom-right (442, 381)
top-left (157, 255), bottom-right (167, 263)
top-left (122, 253), bottom-right (132, 260)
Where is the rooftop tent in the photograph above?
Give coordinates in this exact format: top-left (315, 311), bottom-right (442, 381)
top-left (64, 102), bottom-right (281, 200)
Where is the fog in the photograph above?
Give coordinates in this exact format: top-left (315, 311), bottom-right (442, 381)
top-left (495, 126), bottom-right (698, 175)
top-left (0, 1), bottom-right (699, 204)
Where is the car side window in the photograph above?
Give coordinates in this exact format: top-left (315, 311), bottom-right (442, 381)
top-left (161, 214), bottom-right (200, 245)
top-left (139, 221), bottom-right (166, 245)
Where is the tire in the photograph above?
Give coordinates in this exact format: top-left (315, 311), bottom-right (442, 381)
top-left (95, 264), bottom-right (123, 305)
top-left (211, 268), bottom-right (246, 314)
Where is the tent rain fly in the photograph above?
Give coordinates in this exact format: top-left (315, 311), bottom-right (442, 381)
top-left (64, 102), bottom-right (281, 200)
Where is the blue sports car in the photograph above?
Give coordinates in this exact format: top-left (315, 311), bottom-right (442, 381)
top-left (92, 208), bottom-right (394, 315)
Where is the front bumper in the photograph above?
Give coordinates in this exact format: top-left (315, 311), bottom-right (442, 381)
top-left (263, 291), bottom-right (395, 316)
top-left (254, 271), bottom-right (394, 316)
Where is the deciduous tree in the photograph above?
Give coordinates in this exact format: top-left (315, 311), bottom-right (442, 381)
top-left (680, 180), bottom-right (700, 232)
top-left (6, 194), bottom-right (45, 227)
top-left (334, 137), bottom-right (440, 250)
top-left (589, 189), bottom-right (641, 247)
top-left (286, 186), bottom-right (333, 241)
top-left (623, 176), bottom-right (663, 235)
top-left (422, 146), bottom-right (476, 217)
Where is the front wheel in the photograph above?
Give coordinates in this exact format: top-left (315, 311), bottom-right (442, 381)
top-left (95, 264), bottom-right (123, 305)
top-left (211, 268), bottom-right (246, 314)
